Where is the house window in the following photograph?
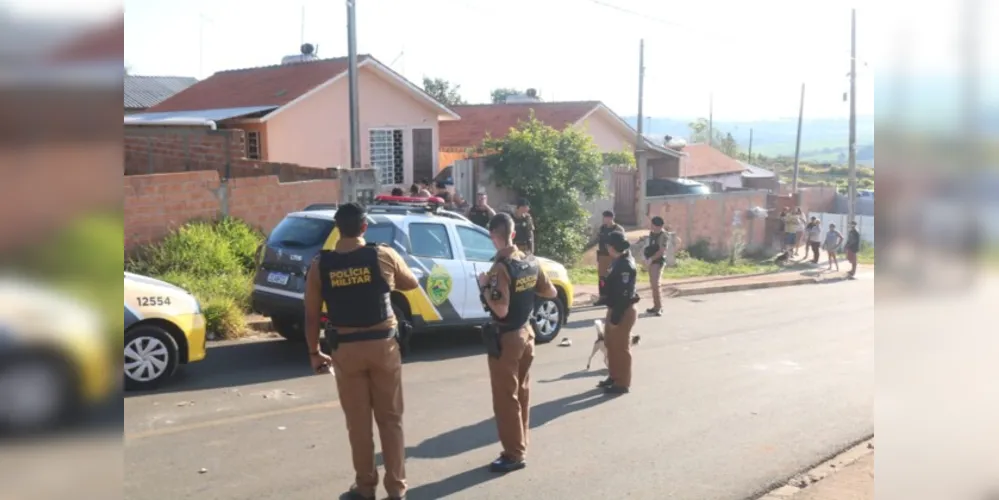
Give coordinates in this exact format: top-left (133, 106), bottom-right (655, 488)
top-left (246, 131), bottom-right (261, 160)
top-left (370, 129), bottom-right (404, 186)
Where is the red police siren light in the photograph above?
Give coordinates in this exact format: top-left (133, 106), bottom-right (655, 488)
top-left (373, 194), bottom-right (445, 205)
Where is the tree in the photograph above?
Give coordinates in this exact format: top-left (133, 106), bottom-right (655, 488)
top-left (687, 117), bottom-right (725, 146)
top-left (483, 114), bottom-right (607, 264)
top-left (719, 132), bottom-right (738, 157)
top-left (422, 77), bottom-right (466, 106)
top-left (490, 87), bottom-right (522, 104)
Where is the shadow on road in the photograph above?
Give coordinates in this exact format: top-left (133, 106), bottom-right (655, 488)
top-left (125, 330), bottom-right (488, 397)
top-left (406, 466), bottom-right (502, 500)
top-left (377, 389), bottom-right (611, 466)
top-left (538, 368), bottom-right (607, 383)
top-left (565, 317), bottom-right (599, 330)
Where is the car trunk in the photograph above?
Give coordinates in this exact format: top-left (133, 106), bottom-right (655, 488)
top-left (255, 216), bottom-right (335, 298)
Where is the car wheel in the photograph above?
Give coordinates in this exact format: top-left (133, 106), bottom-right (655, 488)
top-left (393, 304), bottom-right (412, 357)
top-left (0, 354), bottom-right (76, 434)
top-left (272, 314), bottom-right (305, 342)
top-left (124, 325), bottom-right (179, 391)
top-left (533, 297), bottom-right (565, 344)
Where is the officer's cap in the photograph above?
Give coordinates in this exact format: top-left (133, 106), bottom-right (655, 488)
top-left (606, 231), bottom-right (630, 252)
top-left (651, 216), bottom-right (665, 227)
top-left (602, 210), bottom-right (615, 218)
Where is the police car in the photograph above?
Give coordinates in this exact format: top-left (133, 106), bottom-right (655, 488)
top-left (251, 195), bottom-right (574, 344)
top-left (0, 279), bottom-right (114, 433)
top-left (124, 272), bottom-right (208, 391)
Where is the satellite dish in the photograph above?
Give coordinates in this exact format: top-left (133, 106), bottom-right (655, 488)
top-left (525, 88), bottom-right (538, 98)
top-left (301, 43), bottom-right (315, 55)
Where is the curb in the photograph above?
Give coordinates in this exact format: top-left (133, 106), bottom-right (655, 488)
top-left (754, 438), bottom-right (874, 500)
top-left (666, 277), bottom-right (819, 298)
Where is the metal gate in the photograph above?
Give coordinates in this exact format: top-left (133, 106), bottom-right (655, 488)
top-left (613, 168), bottom-right (638, 225)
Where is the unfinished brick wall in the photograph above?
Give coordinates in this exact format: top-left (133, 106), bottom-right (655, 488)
top-left (645, 191), bottom-right (769, 253)
top-left (124, 171), bottom-right (341, 250)
top-left (123, 126), bottom-right (335, 182)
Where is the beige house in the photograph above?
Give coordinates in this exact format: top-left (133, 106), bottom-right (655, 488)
top-left (135, 55), bottom-right (459, 187)
top-left (439, 100), bottom-right (655, 166)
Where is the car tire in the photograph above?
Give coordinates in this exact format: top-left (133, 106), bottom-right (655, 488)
top-left (124, 325), bottom-right (180, 391)
top-left (533, 296), bottom-right (565, 344)
top-left (393, 304), bottom-right (412, 357)
top-left (0, 353), bottom-right (77, 434)
top-left (272, 314), bottom-right (305, 342)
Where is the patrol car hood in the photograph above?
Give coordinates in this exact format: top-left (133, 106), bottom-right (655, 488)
top-left (124, 272), bottom-right (191, 294)
top-left (0, 277), bottom-right (102, 342)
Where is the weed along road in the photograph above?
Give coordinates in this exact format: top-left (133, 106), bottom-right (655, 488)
top-left (124, 278), bottom-right (873, 500)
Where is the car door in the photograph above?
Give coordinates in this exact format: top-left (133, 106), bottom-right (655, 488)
top-left (406, 221), bottom-right (468, 322)
top-left (453, 225), bottom-right (497, 321)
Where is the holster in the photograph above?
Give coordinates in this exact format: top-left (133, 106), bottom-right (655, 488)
top-left (397, 322), bottom-right (412, 355)
top-left (481, 322), bottom-right (502, 359)
top-left (323, 326), bottom-right (339, 354)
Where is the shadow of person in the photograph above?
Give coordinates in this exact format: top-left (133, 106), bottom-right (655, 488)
top-left (405, 466), bottom-right (502, 500)
top-left (389, 388), bottom-right (610, 463)
top-left (538, 369), bottom-right (607, 384)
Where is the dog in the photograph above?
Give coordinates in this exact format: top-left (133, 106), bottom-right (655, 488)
top-left (774, 251), bottom-right (790, 266)
top-left (586, 319), bottom-right (641, 370)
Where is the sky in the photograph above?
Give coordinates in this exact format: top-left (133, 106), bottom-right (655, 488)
top-left (6, 0), bottom-right (947, 122)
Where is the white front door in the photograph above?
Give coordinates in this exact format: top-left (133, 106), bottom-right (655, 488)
top-left (453, 225), bottom-right (497, 321)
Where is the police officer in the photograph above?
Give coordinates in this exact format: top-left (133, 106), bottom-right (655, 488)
top-left (512, 199), bottom-right (535, 255)
top-left (467, 192), bottom-right (496, 229)
top-left (478, 213), bottom-right (557, 473)
top-left (599, 231), bottom-right (639, 395)
top-left (644, 216), bottom-right (668, 316)
top-left (304, 202), bottom-right (420, 500)
top-left (594, 210), bottom-right (625, 307)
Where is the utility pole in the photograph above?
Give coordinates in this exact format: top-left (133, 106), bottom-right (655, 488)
top-left (792, 83), bottom-right (806, 193)
top-left (847, 8), bottom-right (858, 224)
top-left (708, 92), bottom-right (714, 146)
top-left (636, 39), bottom-right (645, 151)
top-left (747, 128), bottom-right (754, 164)
top-left (300, 5), bottom-right (306, 46)
top-left (636, 39), bottom-right (647, 226)
top-left (347, 0), bottom-right (361, 170)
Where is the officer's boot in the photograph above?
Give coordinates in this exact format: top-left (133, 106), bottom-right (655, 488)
top-left (597, 377), bottom-right (614, 388)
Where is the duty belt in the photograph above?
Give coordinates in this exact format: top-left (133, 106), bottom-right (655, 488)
top-left (337, 328), bottom-right (397, 343)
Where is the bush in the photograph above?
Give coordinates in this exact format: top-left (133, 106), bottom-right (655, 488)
top-left (484, 113), bottom-right (606, 264)
top-left (201, 296), bottom-right (248, 340)
top-left (127, 218), bottom-right (264, 340)
top-left (127, 218), bottom-right (263, 278)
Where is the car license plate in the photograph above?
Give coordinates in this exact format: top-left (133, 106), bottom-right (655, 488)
top-left (267, 272), bottom-right (290, 285)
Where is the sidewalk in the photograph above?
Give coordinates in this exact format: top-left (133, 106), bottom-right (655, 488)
top-left (570, 266), bottom-right (860, 306)
top-left (784, 453), bottom-right (873, 500)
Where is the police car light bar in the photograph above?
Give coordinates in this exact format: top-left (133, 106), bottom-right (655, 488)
top-left (373, 195), bottom-right (446, 206)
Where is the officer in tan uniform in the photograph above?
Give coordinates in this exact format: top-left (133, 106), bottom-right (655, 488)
top-left (511, 199), bottom-right (535, 255)
top-left (594, 210), bottom-right (625, 307)
top-left (478, 213), bottom-right (557, 473)
top-left (598, 231), bottom-right (639, 394)
top-left (643, 216), bottom-right (668, 317)
top-left (304, 202), bottom-right (420, 500)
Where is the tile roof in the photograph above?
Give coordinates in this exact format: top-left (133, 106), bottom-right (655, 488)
top-left (147, 56), bottom-right (371, 113)
top-left (680, 144), bottom-right (748, 177)
top-left (439, 101), bottom-right (601, 148)
top-left (124, 75), bottom-right (198, 109)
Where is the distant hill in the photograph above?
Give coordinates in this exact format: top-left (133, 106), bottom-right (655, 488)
top-left (626, 115), bottom-right (874, 165)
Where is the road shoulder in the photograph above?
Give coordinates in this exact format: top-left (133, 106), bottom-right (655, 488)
top-left (758, 439), bottom-right (874, 500)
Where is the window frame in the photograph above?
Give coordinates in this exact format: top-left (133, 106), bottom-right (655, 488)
top-left (406, 222), bottom-right (454, 260)
top-left (246, 131), bottom-right (262, 160)
top-left (455, 225), bottom-right (496, 262)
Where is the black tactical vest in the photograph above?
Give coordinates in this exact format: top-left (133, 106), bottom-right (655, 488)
top-left (513, 215), bottom-right (532, 244)
top-left (468, 207), bottom-right (491, 228)
top-left (644, 231), bottom-right (665, 262)
top-left (492, 256), bottom-right (540, 332)
top-left (319, 246), bottom-right (393, 328)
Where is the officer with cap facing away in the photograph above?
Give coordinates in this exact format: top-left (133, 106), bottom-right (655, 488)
top-left (478, 213), bottom-right (558, 472)
top-left (599, 230), bottom-right (640, 394)
top-left (594, 210), bottom-right (625, 307)
top-left (304, 202), bottom-right (420, 500)
top-left (512, 198), bottom-right (535, 255)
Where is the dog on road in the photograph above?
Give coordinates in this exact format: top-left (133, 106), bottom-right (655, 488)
top-left (586, 319), bottom-right (641, 370)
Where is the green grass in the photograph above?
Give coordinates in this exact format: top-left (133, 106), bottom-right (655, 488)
top-left (126, 218), bottom-right (263, 339)
top-left (856, 245), bottom-right (876, 265)
top-left (568, 258), bottom-right (780, 286)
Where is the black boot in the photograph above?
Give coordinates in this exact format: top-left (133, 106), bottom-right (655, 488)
top-left (489, 455), bottom-right (527, 473)
top-left (597, 377), bottom-right (614, 388)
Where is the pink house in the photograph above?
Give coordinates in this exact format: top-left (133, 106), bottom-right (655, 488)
top-left (139, 55), bottom-right (460, 188)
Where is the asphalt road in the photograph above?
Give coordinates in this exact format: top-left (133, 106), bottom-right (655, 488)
top-left (124, 274), bottom-right (874, 500)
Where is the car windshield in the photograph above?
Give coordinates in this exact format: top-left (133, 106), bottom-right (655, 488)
top-left (363, 224), bottom-right (395, 245)
top-left (267, 217), bottom-right (334, 247)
